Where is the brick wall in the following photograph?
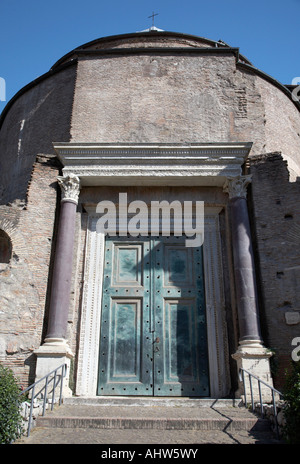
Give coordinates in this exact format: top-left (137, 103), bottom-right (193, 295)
top-left (70, 38), bottom-right (300, 172)
top-left (0, 64), bottom-right (76, 204)
top-left (71, 53), bottom-right (267, 151)
top-left (256, 77), bottom-right (300, 175)
top-left (0, 155), bottom-right (60, 387)
top-left (249, 153), bottom-right (300, 390)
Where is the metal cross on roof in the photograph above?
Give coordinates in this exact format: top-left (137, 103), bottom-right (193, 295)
top-left (148, 11), bottom-right (159, 28)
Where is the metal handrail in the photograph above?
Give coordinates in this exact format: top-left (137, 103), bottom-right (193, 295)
top-left (239, 367), bottom-right (283, 439)
top-left (20, 363), bottom-right (67, 437)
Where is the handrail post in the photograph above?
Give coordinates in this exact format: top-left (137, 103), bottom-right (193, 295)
top-left (272, 390), bottom-right (279, 439)
top-left (27, 383), bottom-right (35, 437)
top-left (241, 368), bottom-right (247, 405)
top-left (258, 379), bottom-right (263, 417)
top-left (249, 373), bottom-right (254, 410)
top-left (51, 370), bottom-right (57, 410)
top-left (42, 375), bottom-right (49, 416)
top-left (59, 364), bottom-right (65, 405)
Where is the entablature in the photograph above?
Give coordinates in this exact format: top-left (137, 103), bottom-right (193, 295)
top-left (53, 142), bottom-right (252, 187)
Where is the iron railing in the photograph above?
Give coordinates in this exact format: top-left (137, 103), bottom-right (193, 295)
top-left (239, 367), bottom-right (283, 438)
top-left (20, 363), bottom-right (67, 437)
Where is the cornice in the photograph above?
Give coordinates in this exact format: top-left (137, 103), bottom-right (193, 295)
top-left (53, 142), bottom-right (252, 187)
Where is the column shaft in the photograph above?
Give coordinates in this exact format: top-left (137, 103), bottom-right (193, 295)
top-left (46, 200), bottom-right (77, 340)
top-left (230, 196), bottom-right (262, 342)
top-left (224, 175), bottom-right (263, 344)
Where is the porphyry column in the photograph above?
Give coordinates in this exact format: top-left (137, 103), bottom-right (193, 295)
top-left (45, 174), bottom-right (81, 342)
top-left (224, 175), bottom-right (273, 400)
top-left (35, 174), bottom-right (80, 397)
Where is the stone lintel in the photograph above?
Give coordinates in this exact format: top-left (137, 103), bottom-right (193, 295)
top-left (53, 142), bottom-right (252, 187)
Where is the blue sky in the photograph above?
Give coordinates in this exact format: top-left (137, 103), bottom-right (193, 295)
top-left (1, 0), bottom-right (300, 114)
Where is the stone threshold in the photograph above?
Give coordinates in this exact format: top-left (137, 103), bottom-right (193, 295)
top-left (63, 396), bottom-right (243, 407)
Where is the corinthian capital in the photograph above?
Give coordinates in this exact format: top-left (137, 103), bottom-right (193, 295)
top-left (57, 174), bottom-right (81, 204)
top-left (223, 175), bottom-right (252, 200)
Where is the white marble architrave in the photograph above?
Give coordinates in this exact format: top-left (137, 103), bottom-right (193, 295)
top-left (76, 217), bottom-right (105, 397)
top-left (203, 208), bottom-right (230, 398)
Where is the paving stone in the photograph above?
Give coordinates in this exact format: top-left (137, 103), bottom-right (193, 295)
top-left (15, 426), bottom-right (282, 445)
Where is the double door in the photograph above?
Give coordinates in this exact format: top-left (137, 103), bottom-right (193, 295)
top-left (97, 235), bottom-right (209, 396)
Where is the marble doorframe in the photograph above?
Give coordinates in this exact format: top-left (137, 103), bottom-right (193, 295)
top-left (75, 205), bottom-right (229, 398)
top-left (52, 142), bottom-right (260, 398)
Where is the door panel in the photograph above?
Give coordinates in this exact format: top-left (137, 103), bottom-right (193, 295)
top-left (153, 236), bottom-right (209, 396)
top-left (111, 299), bottom-right (142, 379)
top-left (97, 237), bottom-right (152, 395)
top-left (98, 235), bottom-right (209, 397)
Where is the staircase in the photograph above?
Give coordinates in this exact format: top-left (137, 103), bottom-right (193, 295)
top-left (16, 397), bottom-right (282, 444)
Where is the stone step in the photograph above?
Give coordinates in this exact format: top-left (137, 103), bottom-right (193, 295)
top-left (36, 397), bottom-right (270, 432)
top-left (64, 396), bottom-right (243, 407)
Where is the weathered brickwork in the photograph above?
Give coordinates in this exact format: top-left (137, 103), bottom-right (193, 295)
top-left (0, 156), bottom-right (60, 386)
top-left (249, 153), bottom-right (300, 389)
top-left (0, 64), bottom-right (76, 204)
top-left (71, 53), bottom-right (267, 150)
top-left (256, 77), bottom-right (300, 178)
top-left (70, 36), bottom-right (300, 173)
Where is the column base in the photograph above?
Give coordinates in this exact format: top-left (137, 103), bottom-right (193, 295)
top-left (232, 340), bottom-right (274, 403)
top-left (34, 338), bottom-right (74, 399)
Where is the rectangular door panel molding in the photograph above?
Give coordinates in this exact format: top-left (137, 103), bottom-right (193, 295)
top-left (164, 299), bottom-right (199, 382)
top-left (110, 299), bottom-right (142, 380)
top-left (164, 245), bottom-right (194, 287)
top-left (113, 244), bottom-right (143, 287)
